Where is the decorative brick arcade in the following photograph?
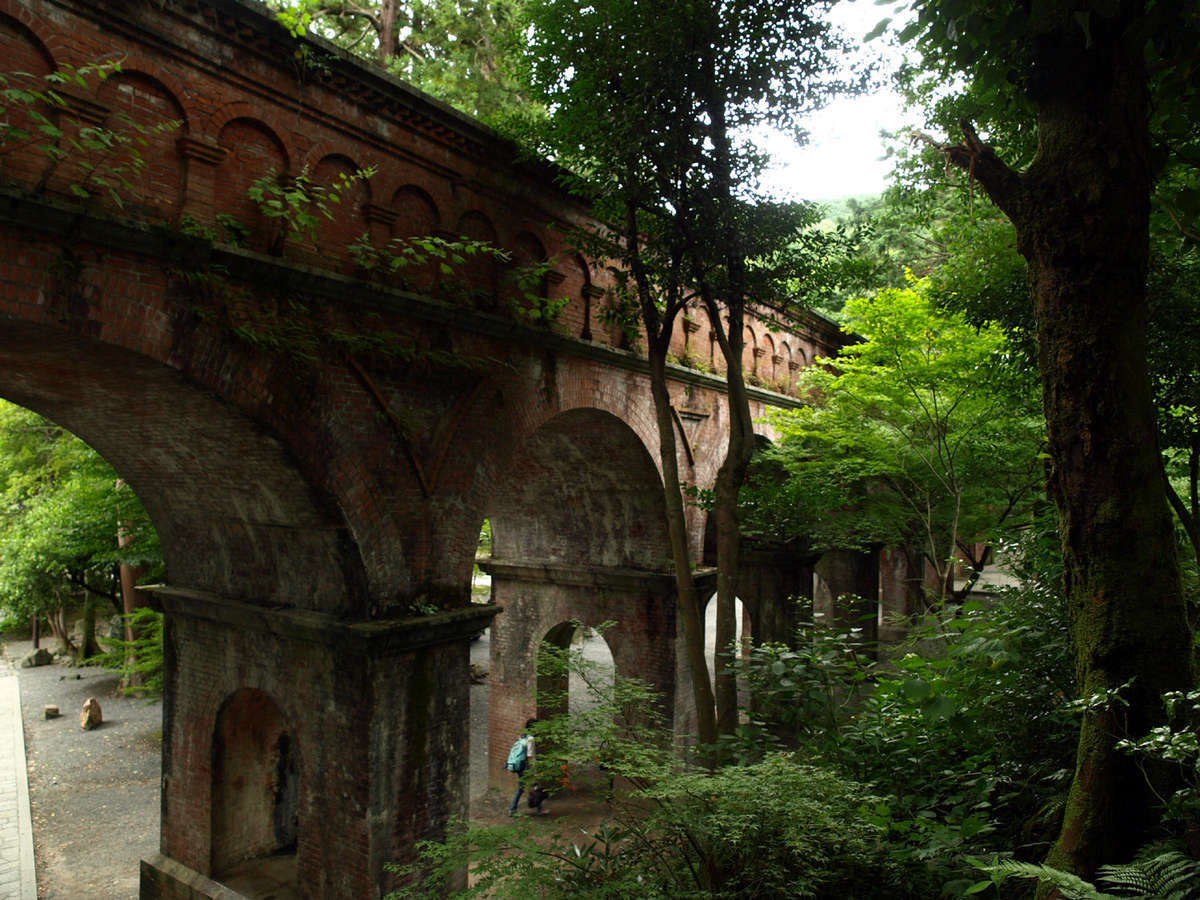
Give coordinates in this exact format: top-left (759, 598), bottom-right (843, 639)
top-left (0, 0), bottom-right (846, 896)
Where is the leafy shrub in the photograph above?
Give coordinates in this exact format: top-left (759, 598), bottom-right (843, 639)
top-left (388, 630), bottom-right (917, 898)
top-left (89, 607), bottom-right (164, 696)
top-left (733, 516), bottom-right (1078, 885)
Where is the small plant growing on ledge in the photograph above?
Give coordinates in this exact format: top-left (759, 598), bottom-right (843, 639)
top-left (248, 164), bottom-right (374, 254)
top-left (1, 60), bottom-right (180, 212)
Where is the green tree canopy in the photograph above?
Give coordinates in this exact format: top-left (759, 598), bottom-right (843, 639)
top-left (745, 278), bottom-right (1044, 604)
top-left (0, 401), bottom-right (160, 632)
top-left (271, 0), bottom-right (536, 124)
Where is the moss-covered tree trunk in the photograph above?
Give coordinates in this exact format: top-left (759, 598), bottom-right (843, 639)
top-left (1025, 28), bottom-right (1192, 879)
top-left (942, 11), bottom-right (1195, 879)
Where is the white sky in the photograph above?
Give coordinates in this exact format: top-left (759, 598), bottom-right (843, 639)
top-left (760, 0), bottom-right (912, 203)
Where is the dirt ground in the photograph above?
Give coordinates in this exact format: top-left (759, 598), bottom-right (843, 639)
top-left (3, 636), bottom-right (161, 900)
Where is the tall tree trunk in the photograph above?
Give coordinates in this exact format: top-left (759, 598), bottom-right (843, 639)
top-left (939, 12), bottom-right (1195, 879)
top-left (697, 57), bottom-right (756, 738)
top-left (1029, 34), bottom-right (1192, 880)
top-left (378, 0), bottom-right (398, 63)
top-left (48, 606), bottom-right (74, 655)
top-left (75, 591), bottom-right (101, 664)
top-left (118, 555), bottom-right (151, 689)
top-left (706, 305), bottom-right (755, 737)
top-left (648, 345), bottom-right (718, 749)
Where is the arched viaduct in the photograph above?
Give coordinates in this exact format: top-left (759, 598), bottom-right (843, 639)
top-left (0, 0), bottom-right (890, 895)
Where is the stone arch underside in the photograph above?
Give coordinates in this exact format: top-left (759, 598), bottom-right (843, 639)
top-left (484, 408), bottom-right (678, 786)
top-left (488, 407), bottom-right (670, 569)
top-left (0, 322), bottom-right (362, 611)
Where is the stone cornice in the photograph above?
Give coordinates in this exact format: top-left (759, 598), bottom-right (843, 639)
top-left (149, 584), bottom-right (498, 656)
top-left (479, 560), bottom-right (718, 592)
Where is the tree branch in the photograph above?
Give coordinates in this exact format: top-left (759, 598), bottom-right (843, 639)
top-left (913, 119), bottom-right (1025, 225)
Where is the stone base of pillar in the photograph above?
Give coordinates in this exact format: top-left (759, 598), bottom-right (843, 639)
top-left (140, 853), bottom-right (248, 899)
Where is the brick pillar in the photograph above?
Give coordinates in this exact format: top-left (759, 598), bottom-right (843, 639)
top-left (878, 545), bottom-right (924, 642)
top-left (482, 561), bottom-right (679, 789)
top-left (812, 548), bottom-right (879, 644)
top-left (140, 587), bottom-right (495, 899)
top-left (738, 540), bottom-right (818, 648)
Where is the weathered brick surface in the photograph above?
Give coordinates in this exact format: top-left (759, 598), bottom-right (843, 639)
top-left (0, 1), bottom-right (848, 895)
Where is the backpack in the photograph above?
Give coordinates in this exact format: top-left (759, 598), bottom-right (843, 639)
top-left (505, 736), bottom-right (528, 772)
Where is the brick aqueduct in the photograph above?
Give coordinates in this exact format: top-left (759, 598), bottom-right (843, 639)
top-left (0, 0), bottom-right (907, 896)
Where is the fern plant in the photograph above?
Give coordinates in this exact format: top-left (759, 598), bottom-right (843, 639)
top-left (1097, 850), bottom-right (1200, 899)
top-left (976, 850), bottom-right (1200, 899)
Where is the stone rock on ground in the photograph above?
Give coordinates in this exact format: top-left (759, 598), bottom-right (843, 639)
top-left (80, 697), bottom-right (102, 730)
top-left (20, 648), bottom-right (52, 668)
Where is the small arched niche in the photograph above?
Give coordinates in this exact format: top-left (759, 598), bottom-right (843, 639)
top-left (211, 688), bottom-right (301, 879)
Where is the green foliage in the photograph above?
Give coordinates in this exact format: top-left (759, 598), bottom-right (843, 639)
top-left (744, 279), bottom-right (1044, 603)
top-left (978, 849), bottom-right (1200, 899)
top-left (0, 60), bottom-right (181, 211)
top-left (89, 607), bottom-right (165, 696)
top-left (1116, 688), bottom-right (1200, 835)
top-left (532, 625), bottom-right (675, 789)
top-left (270, 0), bottom-right (539, 126)
top-left (595, 289), bottom-right (642, 351)
top-left (979, 858), bottom-right (1113, 899)
top-left (734, 517), bottom-right (1076, 880)
top-left (1097, 850), bottom-right (1200, 899)
top-left (391, 632), bottom-right (914, 898)
top-left (247, 164), bottom-right (374, 251)
top-left (347, 231), bottom-right (566, 323)
top-left (0, 401), bottom-right (161, 623)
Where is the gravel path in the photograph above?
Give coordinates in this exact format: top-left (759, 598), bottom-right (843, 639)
top-left (2, 638), bottom-right (160, 900)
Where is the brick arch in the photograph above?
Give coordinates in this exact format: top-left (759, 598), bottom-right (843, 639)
top-left (0, 9), bottom-right (53, 71)
top-left (742, 324), bottom-right (758, 380)
top-left (96, 70), bottom-right (188, 217)
top-left (0, 321), bottom-right (368, 613)
top-left (217, 115), bottom-right (290, 251)
top-left (511, 230), bottom-right (546, 264)
top-left (509, 230), bottom-right (548, 313)
top-left (455, 209), bottom-right (500, 307)
top-left (760, 331), bottom-right (776, 385)
top-left (391, 184), bottom-right (440, 237)
top-left (487, 407), bottom-right (670, 569)
top-left (0, 11), bottom-right (56, 187)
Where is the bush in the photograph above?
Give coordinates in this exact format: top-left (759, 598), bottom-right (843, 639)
top-left (733, 516), bottom-right (1079, 887)
top-left (88, 606), bottom-right (164, 695)
top-left (388, 627), bottom-right (918, 898)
